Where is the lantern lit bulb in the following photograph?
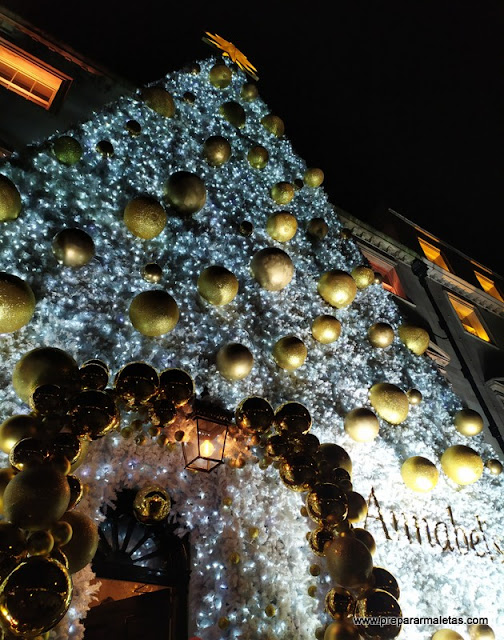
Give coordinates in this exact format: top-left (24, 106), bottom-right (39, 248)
top-left (201, 439), bottom-right (214, 457)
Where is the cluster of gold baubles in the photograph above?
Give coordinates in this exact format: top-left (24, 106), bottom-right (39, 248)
top-left (431, 626), bottom-right (495, 640)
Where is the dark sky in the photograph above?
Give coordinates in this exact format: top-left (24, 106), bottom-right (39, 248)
top-left (4, 0), bottom-right (504, 274)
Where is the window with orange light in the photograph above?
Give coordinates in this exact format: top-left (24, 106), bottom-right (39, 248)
top-left (417, 237), bottom-right (451, 271)
top-left (474, 272), bottom-right (504, 303)
top-left (447, 293), bottom-right (491, 343)
top-left (359, 248), bottom-right (408, 299)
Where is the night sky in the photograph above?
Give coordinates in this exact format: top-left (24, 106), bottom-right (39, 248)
top-left (4, 0), bottom-right (504, 274)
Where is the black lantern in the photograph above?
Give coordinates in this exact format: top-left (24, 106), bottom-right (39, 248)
top-left (182, 399), bottom-right (230, 472)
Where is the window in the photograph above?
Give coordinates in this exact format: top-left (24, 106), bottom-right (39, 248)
top-left (0, 38), bottom-right (71, 110)
top-left (359, 247), bottom-right (407, 298)
top-left (447, 293), bottom-right (491, 342)
top-left (474, 272), bottom-right (504, 303)
top-left (418, 236), bottom-right (451, 271)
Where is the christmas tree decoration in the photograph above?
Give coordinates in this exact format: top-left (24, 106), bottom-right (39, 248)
top-left (59, 511), bottom-right (99, 574)
top-left (51, 520), bottom-right (73, 547)
top-left (203, 33), bottom-right (258, 80)
top-left (67, 390), bottom-right (119, 439)
top-left (133, 485), bottom-right (171, 524)
top-left (354, 589), bottom-right (402, 638)
top-left (114, 362), bottom-right (159, 407)
top-left (241, 82), bottom-right (259, 101)
top-left (208, 63), bottom-right (233, 88)
top-left (0, 414), bottom-right (40, 454)
top-left (346, 491), bottom-right (368, 523)
top-left (266, 211), bottom-right (298, 242)
top-left (398, 324), bottom-right (430, 356)
top-left (306, 483), bottom-right (348, 525)
top-left (325, 535), bottom-right (374, 590)
top-left (401, 456), bottom-right (439, 492)
top-left (250, 247), bottom-right (294, 291)
top-left (52, 228), bottom-right (95, 267)
top-left (9, 437), bottom-right (49, 471)
top-left (26, 530), bottom-right (55, 556)
top-left (324, 622), bottom-right (362, 640)
top-left (158, 368), bottom-right (195, 407)
top-left (142, 262), bottom-right (163, 283)
top-left (239, 220), bottom-right (253, 236)
top-left (271, 181), bottom-right (295, 205)
top-left (306, 217), bottom-right (329, 240)
top-left (312, 315), bottom-right (342, 344)
top-left (367, 322), bottom-right (395, 348)
top-left (454, 408), bottom-right (484, 437)
top-left (371, 567), bottom-right (400, 599)
top-left (440, 445), bottom-right (484, 485)
top-left (0, 272), bottom-right (36, 334)
top-left (486, 458), bottom-right (503, 475)
top-left (373, 272), bottom-right (383, 285)
top-left (235, 396), bottom-right (274, 434)
top-left (203, 135), bottom-right (232, 166)
top-left (351, 265), bottom-right (375, 290)
top-left (318, 270), bottom-right (357, 309)
top-left (52, 136), bottom-right (82, 165)
top-left (141, 86), bottom-right (175, 117)
top-left (219, 101), bottom-right (246, 128)
top-left (164, 171), bottom-right (206, 217)
top-left (353, 528), bottom-right (376, 555)
top-left (128, 289), bottom-right (180, 336)
top-left (344, 408), bottom-right (380, 443)
top-left (0, 174), bottom-right (21, 221)
top-left (0, 468), bottom-right (16, 514)
top-left (197, 265), bottom-right (239, 305)
top-left (407, 388), bottom-right (423, 405)
top-left (319, 443), bottom-right (353, 477)
top-left (272, 335), bottom-right (308, 370)
top-left (261, 114), bottom-right (285, 137)
top-left (325, 586), bottom-right (355, 620)
top-left (123, 196), bottom-right (167, 240)
top-left (304, 168), bottom-right (324, 188)
top-left (95, 140), bottom-right (114, 158)
top-left (125, 119), bottom-right (141, 136)
top-left (247, 144), bottom-right (269, 169)
top-left (468, 625), bottom-right (495, 640)
top-left (216, 343), bottom-right (254, 380)
top-left (431, 631), bottom-right (464, 640)
top-left (369, 383), bottom-right (409, 425)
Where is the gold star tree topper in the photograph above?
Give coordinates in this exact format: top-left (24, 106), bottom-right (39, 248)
top-left (202, 32), bottom-right (259, 81)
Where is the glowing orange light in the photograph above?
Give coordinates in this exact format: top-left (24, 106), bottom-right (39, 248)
top-left (200, 439), bottom-right (215, 458)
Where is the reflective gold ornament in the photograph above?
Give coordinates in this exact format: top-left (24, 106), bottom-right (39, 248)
top-left (274, 402), bottom-right (312, 435)
top-left (486, 458), bottom-right (503, 475)
top-left (318, 270), bottom-right (357, 309)
top-left (266, 211), bottom-right (297, 242)
top-left (183, 91), bottom-right (196, 104)
top-left (354, 589), bottom-right (402, 639)
top-left (265, 604), bottom-right (276, 617)
top-left (198, 265), bottom-right (239, 305)
top-left (367, 322), bottom-right (394, 349)
top-left (241, 82), bottom-right (258, 101)
top-left (398, 323), bottom-right (430, 355)
top-left (126, 119), bottom-right (141, 136)
top-left (123, 197), bottom-right (167, 240)
top-left (0, 468), bottom-right (16, 515)
top-left (309, 526), bottom-right (335, 556)
top-left (272, 335), bottom-right (307, 371)
top-left (142, 263), bottom-right (163, 284)
top-left (141, 86), bottom-right (175, 117)
top-left (52, 136), bottom-right (82, 165)
top-left (60, 510), bottom-right (99, 573)
top-left (114, 362), bottom-right (159, 407)
top-left (216, 343), bottom-right (254, 381)
top-left (306, 483), bottom-right (348, 526)
top-left (279, 454), bottom-right (317, 492)
top-left (261, 114), bottom-right (285, 137)
top-left (468, 624), bottom-right (495, 640)
top-left (52, 227), bottom-right (95, 268)
top-left (51, 521), bottom-right (73, 547)
top-left (129, 289), bottom-right (179, 336)
top-left (312, 315), bottom-right (342, 344)
top-left (68, 389), bottom-right (119, 439)
top-left (326, 535), bottom-right (373, 590)
top-left (407, 388), bottom-right (422, 405)
top-left (0, 272), bottom-right (36, 334)
top-left (304, 168), bottom-right (324, 188)
top-left (441, 445), bottom-right (484, 485)
top-left (96, 140), bottom-right (114, 157)
top-left (165, 171), bottom-right (206, 217)
top-left (219, 101), bottom-right (246, 128)
top-left (373, 272), bottom-right (383, 285)
top-left (454, 408), bottom-right (484, 437)
top-left (351, 266), bottom-right (375, 290)
top-left (310, 564), bottom-right (321, 576)
top-left (307, 217), bottom-right (329, 240)
top-left (401, 456), bottom-right (439, 492)
top-left (0, 414), bottom-right (40, 454)
top-left (203, 136), bottom-right (232, 166)
top-left (235, 396), bottom-right (274, 434)
top-left (0, 522), bottom-right (26, 560)
top-left (159, 368), bottom-right (195, 407)
top-left (247, 145), bottom-right (269, 169)
top-left (271, 182), bottom-right (295, 205)
top-left (353, 528), bottom-right (376, 555)
top-left (325, 586), bottom-right (355, 620)
top-left (344, 408), bottom-right (380, 443)
top-left (369, 383), bottom-right (409, 425)
top-left (218, 617), bottom-right (230, 630)
top-left (324, 622), bottom-right (361, 640)
top-left (184, 61), bottom-right (200, 74)
top-left (134, 485), bottom-right (171, 525)
top-left (9, 438), bottom-right (49, 471)
top-left (346, 491), bottom-right (367, 524)
top-left (26, 530), bottom-right (54, 556)
top-left (0, 174), bottom-right (22, 222)
top-left (431, 630), bottom-right (464, 640)
top-left (239, 220), bottom-right (253, 236)
top-left (371, 566), bottom-right (400, 599)
top-left (251, 247), bottom-right (294, 291)
top-left (66, 475), bottom-right (83, 511)
top-left (209, 63), bottom-right (232, 88)
top-left (319, 443), bottom-right (352, 477)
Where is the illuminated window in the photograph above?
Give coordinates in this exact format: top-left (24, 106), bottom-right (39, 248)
top-left (474, 272), bottom-right (504, 302)
top-left (0, 39), bottom-right (71, 110)
top-left (359, 247), bottom-right (407, 299)
top-left (417, 236), bottom-right (451, 271)
top-left (447, 293), bottom-right (491, 342)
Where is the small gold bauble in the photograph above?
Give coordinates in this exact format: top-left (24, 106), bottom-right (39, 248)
top-left (133, 485), bottom-right (171, 525)
top-left (0, 414), bottom-right (40, 454)
top-left (304, 168), bottom-right (324, 187)
top-left (114, 362), bottom-right (159, 408)
top-left (293, 178), bottom-right (304, 190)
top-left (367, 322), bottom-right (394, 348)
top-left (270, 182), bottom-right (295, 205)
top-left (129, 290), bottom-right (179, 336)
top-left (184, 62), bottom-right (200, 75)
top-left (52, 136), bottom-right (82, 165)
top-left (219, 101), bottom-right (246, 128)
top-left (398, 323), bottom-right (430, 355)
top-left (325, 586), bottom-right (355, 621)
top-left (0, 174), bottom-right (22, 221)
top-left (141, 86), bottom-right (175, 117)
top-left (9, 437), bottom-right (49, 471)
top-left (218, 617), bottom-right (230, 630)
top-left (274, 402), bottom-right (312, 435)
top-left (371, 566), bottom-right (400, 599)
top-left (142, 263), bottom-right (163, 284)
top-left (247, 145), bottom-right (269, 169)
top-left (165, 171), bottom-right (206, 217)
top-left (239, 220), bottom-right (254, 236)
top-left (407, 388), bottom-right (423, 405)
top-left (369, 382), bottom-right (409, 425)
top-left (241, 82), bottom-right (259, 101)
top-left (344, 408), bottom-right (380, 443)
top-left (229, 551), bottom-right (240, 565)
top-left (52, 228), bottom-right (95, 267)
top-left (307, 218), bottom-right (329, 240)
top-left (95, 140), bottom-right (114, 157)
top-left (340, 227), bottom-right (353, 240)
top-left (266, 211), bottom-right (297, 242)
top-left (312, 315), bottom-right (342, 344)
top-left (351, 265), bottom-right (375, 290)
top-left (197, 265), bottom-right (239, 305)
top-left (203, 136), bottom-right (232, 166)
top-left (261, 114), bottom-right (285, 137)
top-left (431, 631), bottom-right (465, 640)
top-left (353, 528), bottom-right (376, 555)
top-left (318, 270), bottom-right (357, 309)
top-left (51, 521), bottom-right (73, 547)
top-left (469, 624), bottom-right (495, 640)
top-left (324, 622), bottom-right (362, 640)
top-left (60, 510), bottom-right (99, 573)
top-left (401, 456), bottom-right (439, 492)
top-left (125, 119), bottom-right (141, 136)
top-left (441, 445), bottom-right (484, 485)
top-left (123, 197), bottom-right (167, 239)
top-left (183, 91), bottom-right (196, 104)
top-left (454, 408), bottom-right (484, 437)
top-left (250, 247), bottom-right (294, 291)
top-left (346, 491), bottom-right (368, 523)
top-left (310, 563), bottom-right (321, 576)
top-left (486, 458), bottom-right (503, 475)
top-left (209, 63), bottom-right (232, 88)
top-left (26, 530), bottom-right (54, 556)
top-left (272, 336), bottom-right (307, 371)
top-left (216, 343), bottom-right (254, 380)
top-left (373, 272), bottom-right (383, 285)
top-left (326, 536), bottom-right (373, 590)
top-left (0, 272), bottom-right (36, 334)
top-left (265, 604), bottom-right (276, 617)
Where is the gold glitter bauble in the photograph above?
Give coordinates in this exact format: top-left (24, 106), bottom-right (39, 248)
top-left (0, 414), bottom-right (40, 454)
top-left (203, 136), bottom-right (231, 166)
top-left (469, 624), bottom-right (495, 640)
top-left (401, 456), bottom-right (439, 492)
top-left (165, 171), bottom-right (206, 217)
top-left (369, 382), bottom-right (409, 425)
top-left (344, 408), bottom-right (380, 443)
top-left (398, 323), bottom-right (430, 355)
top-left (52, 136), bottom-right (82, 165)
top-left (219, 101), bottom-right (246, 128)
top-left (261, 114), bottom-right (285, 137)
top-left (312, 315), bottom-right (341, 344)
top-left (129, 290), bottom-right (179, 336)
top-left (0, 272), bottom-right (36, 334)
top-left (60, 511), bottom-right (99, 573)
top-left (326, 536), bottom-right (373, 590)
top-left (304, 168), bottom-right (324, 188)
top-left (346, 491), bottom-right (368, 523)
top-left (353, 528), bottom-right (376, 555)
top-left (324, 622), bottom-right (361, 640)
top-left (241, 82), bottom-right (259, 101)
top-left (307, 218), bottom-right (329, 240)
top-left (197, 265), bottom-right (239, 305)
top-left (133, 485), bottom-right (171, 525)
top-left (216, 343), bottom-right (254, 380)
top-left (209, 63), bottom-right (232, 88)
top-left (266, 211), bottom-right (297, 242)
top-left (407, 388), bottom-right (423, 405)
top-left (0, 174), bottom-right (22, 221)
top-left (351, 265), bottom-right (375, 290)
top-left (367, 322), bottom-right (394, 348)
top-left (486, 458), bottom-right (503, 475)
top-left (272, 336), bottom-right (307, 371)
top-left (123, 197), bottom-right (167, 239)
top-left (247, 145), bottom-right (269, 169)
top-left (142, 263), bottom-right (163, 283)
top-left (318, 270), bottom-right (357, 309)
top-left (454, 408), bottom-right (484, 437)
top-left (250, 247), bottom-right (294, 291)
top-left (354, 589), bottom-right (402, 639)
top-left (141, 86), bottom-right (175, 117)
top-left (271, 182), bottom-right (295, 205)
top-left (52, 228), bottom-right (95, 267)
top-left (441, 445), bottom-right (484, 485)
top-left (432, 631), bottom-right (464, 640)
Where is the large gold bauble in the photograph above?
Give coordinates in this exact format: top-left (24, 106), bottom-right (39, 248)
top-left (129, 290), bottom-right (179, 336)
top-left (159, 368), bottom-right (194, 407)
top-left (0, 174), bottom-right (22, 221)
top-left (304, 168), bottom-right (324, 188)
top-left (114, 361), bottom-right (159, 407)
top-left (274, 402), bottom-right (312, 435)
top-left (325, 586), bottom-right (355, 620)
top-left (326, 536), bottom-right (374, 591)
top-left (346, 491), bottom-right (368, 523)
top-left (68, 389), bottom-right (120, 439)
top-left (3, 466), bottom-right (70, 531)
top-left (51, 433), bottom-right (85, 470)
top-left (0, 414), bottom-right (40, 454)
top-left (261, 114), bottom-right (285, 137)
top-left (367, 322), bottom-right (394, 348)
top-left (197, 265), bottom-right (239, 305)
top-left (354, 589), bottom-right (402, 639)
top-left (0, 273), bottom-right (36, 334)
top-left (133, 485), bottom-right (171, 525)
top-left (52, 136), bottom-right (82, 165)
top-left (309, 526), bottom-right (335, 556)
top-left (307, 217), bottom-right (329, 240)
top-left (241, 82), bottom-right (258, 101)
top-left (469, 624), bottom-right (495, 640)
top-left (306, 483), bottom-right (348, 526)
top-left (440, 445), bottom-right (484, 485)
top-left (344, 408), bottom-right (380, 443)
top-left (272, 336), bottom-right (307, 371)
top-left (401, 456), bottom-right (439, 492)
top-left (353, 528), bottom-right (376, 555)
top-left (324, 622), bottom-right (361, 640)
top-left (235, 396), bottom-right (274, 434)
top-left (209, 64), bottom-right (232, 88)
top-left (369, 383), bottom-right (409, 425)
top-left (141, 86), bottom-right (175, 117)
top-left (431, 631), bottom-right (464, 640)
top-left (219, 101), bottom-right (246, 128)
top-left (398, 324), bottom-right (430, 355)
top-left (0, 468), bottom-right (16, 515)
top-left (486, 458), bottom-right (503, 475)
top-left (60, 510), bottom-right (99, 573)
top-left (203, 136), bottom-right (232, 166)
top-left (266, 211), bottom-right (297, 242)
top-left (216, 343), bottom-right (254, 381)
top-left (9, 437), bottom-right (49, 471)
top-left (12, 347), bottom-right (78, 405)
top-left (371, 566), bottom-right (400, 599)
top-left (407, 388), bottom-right (423, 405)
top-left (164, 171), bottom-right (206, 217)
top-left (319, 443), bottom-right (352, 477)
top-left (123, 197), bottom-right (167, 240)
top-left (270, 182), bottom-right (295, 205)
top-left (279, 454), bottom-right (317, 492)
top-left (351, 265), bottom-right (375, 290)
top-left (52, 228), bottom-right (95, 267)
top-left (250, 247), bottom-right (294, 291)
top-left (247, 145), bottom-right (269, 170)
top-left (318, 270), bottom-right (357, 309)
top-left (454, 408), bottom-right (484, 437)
top-left (0, 556), bottom-right (72, 637)
top-left (312, 315), bottom-right (342, 344)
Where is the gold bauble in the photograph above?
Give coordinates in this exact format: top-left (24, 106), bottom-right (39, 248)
top-left (324, 622), bottom-right (361, 640)
top-left (203, 136), bottom-right (232, 166)
top-left (0, 414), bottom-right (40, 454)
top-left (123, 197), bottom-right (167, 240)
top-left (306, 483), bottom-right (348, 526)
top-left (51, 521), bottom-right (73, 547)
top-left (239, 220), bottom-right (253, 236)
top-left (374, 272), bottom-right (383, 285)
top-left (183, 91), bottom-right (196, 104)
top-left (372, 566), bottom-right (400, 599)
top-left (441, 445), bottom-right (484, 485)
top-left (304, 168), bottom-right (324, 188)
top-left (0, 174), bottom-right (22, 222)
top-left (270, 182), bottom-right (295, 205)
top-left (309, 526), bottom-right (335, 556)
top-left (0, 272), bottom-right (36, 334)
top-left (52, 136), bottom-right (82, 165)
top-left (261, 114), bottom-right (285, 137)
top-left (142, 262), bottom-right (163, 284)
top-left (367, 323), bottom-right (394, 348)
top-left (164, 171), bottom-right (206, 217)
top-left (0, 468), bottom-right (16, 515)
top-left (68, 389), bottom-right (120, 439)
top-left (369, 382), bottom-right (409, 425)
top-left (52, 228), bottom-right (95, 267)
top-left (279, 454), bottom-right (317, 492)
top-left (319, 443), bottom-right (353, 477)
top-left (318, 270), bottom-right (357, 309)
top-left (197, 265), bottom-right (239, 305)
top-left (401, 456), bottom-right (439, 492)
top-left (431, 631), bottom-right (464, 640)
top-left (26, 530), bottom-right (55, 556)
top-left (469, 624), bottom-right (495, 640)
top-left (159, 368), bottom-right (195, 407)
top-left (346, 491), bottom-right (368, 523)
top-left (235, 396), bottom-right (274, 434)
top-left (353, 528), bottom-right (376, 555)
top-left (266, 211), bottom-right (297, 243)
top-left (129, 289), bottom-right (179, 336)
top-left (247, 145), bottom-right (269, 169)
top-left (354, 589), bottom-right (402, 639)
top-left (486, 458), bottom-right (503, 475)
top-left (12, 347), bottom-right (78, 405)
top-left (241, 82), bottom-right (258, 101)
top-left (398, 323), bottom-right (430, 355)
top-left (133, 485), bottom-right (171, 525)
top-left (325, 586), bottom-right (354, 620)
top-left (344, 408), bottom-right (380, 443)
top-left (114, 361), bottom-right (158, 407)
top-left (312, 315), bottom-right (342, 344)
top-left (125, 119), bottom-right (141, 136)
top-left (209, 63), bottom-right (232, 88)
top-left (351, 265), bottom-right (375, 290)
top-left (272, 336), bottom-right (307, 371)
top-left (219, 101), bottom-right (246, 128)
top-left (250, 247), bottom-right (294, 291)
top-left (454, 408), bottom-right (484, 437)
top-left (60, 510), bottom-right (99, 573)
top-left (307, 218), bottom-right (329, 240)
top-left (407, 388), bottom-right (423, 405)
top-left (9, 437), bottom-right (49, 471)
top-left (96, 140), bottom-right (114, 157)
top-left (216, 343), bottom-right (254, 381)
top-left (326, 535), bottom-right (373, 590)
top-left (67, 475), bottom-right (83, 511)
top-left (141, 86), bottom-right (175, 117)
top-left (274, 402), bottom-right (312, 435)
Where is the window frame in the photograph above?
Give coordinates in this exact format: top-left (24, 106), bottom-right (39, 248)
top-left (358, 245), bottom-right (408, 299)
top-left (446, 292), bottom-right (493, 344)
top-left (417, 235), bottom-right (452, 272)
top-left (474, 271), bottom-right (504, 303)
